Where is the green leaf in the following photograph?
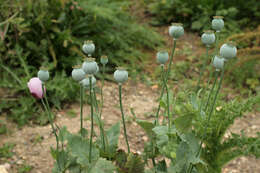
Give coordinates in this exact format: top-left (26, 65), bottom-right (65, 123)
top-left (90, 158), bottom-right (116, 173)
top-left (125, 153), bottom-right (145, 173)
top-left (136, 119), bottom-right (155, 138)
top-left (190, 93), bottom-right (198, 110)
top-left (152, 126), bottom-right (168, 136)
top-left (115, 149), bottom-right (128, 169)
top-left (156, 134), bottom-right (168, 147)
top-left (174, 114), bottom-right (193, 133)
top-left (159, 100), bottom-right (166, 109)
top-left (156, 160), bottom-right (167, 172)
top-left (106, 122), bottom-right (120, 155)
top-left (58, 126), bottom-right (69, 143)
top-left (67, 135), bottom-right (99, 166)
top-left (183, 133), bottom-right (200, 155)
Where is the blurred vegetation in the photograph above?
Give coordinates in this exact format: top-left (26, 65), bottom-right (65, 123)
top-left (146, 0), bottom-right (260, 32)
top-left (225, 26), bottom-right (260, 91)
top-left (0, 0), bottom-right (162, 126)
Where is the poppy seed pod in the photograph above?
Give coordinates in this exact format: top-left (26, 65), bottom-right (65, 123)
top-left (82, 58), bottom-right (98, 75)
top-left (169, 23), bottom-right (184, 40)
top-left (156, 50), bottom-right (169, 65)
top-left (82, 40), bottom-right (95, 56)
top-left (37, 68), bottom-right (49, 82)
top-left (114, 67), bottom-right (128, 84)
top-left (94, 65), bottom-right (99, 75)
top-left (213, 55), bottom-right (224, 71)
top-left (201, 30), bottom-right (215, 46)
top-left (72, 65), bottom-right (85, 82)
top-left (212, 16), bottom-right (224, 32)
top-left (220, 42), bottom-right (237, 60)
top-left (100, 55), bottom-right (108, 65)
top-left (80, 76), bottom-right (97, 89)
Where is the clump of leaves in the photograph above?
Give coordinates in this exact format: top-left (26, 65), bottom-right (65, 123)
top-left (225, 26), bottom-right (260, 91)
top-left (147, 0), bottom-right (260, 32)
top-left (50, 122), bottom-right (145, 173)
top-left (0, 143), bottom-right (15, 159)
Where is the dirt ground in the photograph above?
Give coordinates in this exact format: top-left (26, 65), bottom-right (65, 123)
top-left (0, 79), bottom-right (260, 173)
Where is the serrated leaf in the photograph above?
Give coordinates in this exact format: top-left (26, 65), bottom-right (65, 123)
top-left (156, 160), bottom-right (167, 172)
top-left (125, 153), bottom-right (145, 173)
top-left (115, 149), bottom-right (128, 169)
top-left (67, 135), bottom-right (99, 166)
top-left (152, 126), bottom-right (168, 136)
top-left (90, 158), bottom-right (116, 173)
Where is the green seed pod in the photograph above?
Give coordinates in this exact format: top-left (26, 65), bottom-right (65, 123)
top-left (156, 50), bottom-right (169, 65)
top-left (100, 55), bottom-right (108, 65)
top-left (94, 65), bottom-right (99, 75)
top-left (80, 75), bottom-right (96, 89)
top-left (220, 42), bottom-right (237, 60)
top-left (114, 67), bottom-right (128, 84)
top-left (201, 30), bottom-right (215, 46)
top-left (82, 58), bottom-right (98, 75)
top-left (37, 67), bottom-right (49, 82)
top-left (169, 23), bottom-right (184, 40)
top-left (212, 16), bottom-right (224, 32)
top-left (82, 40), bottom-right (95, 56)
top-left (212, 55), bottom-right (224, 71)
top-left (72, 65), bottom-right (85, 82)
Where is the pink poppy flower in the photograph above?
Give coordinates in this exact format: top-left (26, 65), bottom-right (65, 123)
top-left (27, 77), bottom-right (44, 99)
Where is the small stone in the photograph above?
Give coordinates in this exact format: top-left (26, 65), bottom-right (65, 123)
top-left (0, 165), bottom-right (8, 173)
top-left (17, 160), bottom-right (23, 165)
top-left (142, 136), bottom-right (148, 142)
top-left (133, 122), bottom-right (137, 126)
top-left (3, 164), bottom-right (10, 170)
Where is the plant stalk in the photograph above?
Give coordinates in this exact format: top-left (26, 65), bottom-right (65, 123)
top-left (93, 89), bottom-right (106, 152)
top-left (89, 76), bottom-right (94, 163)
top-left (155, 40), bottom-right (176, 124)
top-left (188, 67), bottom-right (225, 173)
top-left (161, 65), bottom-right (171, 131)
top-left (119, 84), bottom-right (130, 153)
top-left (42, 84), bottom-right (59, 150)
top-left (80, 84), bottom-right (84, 136)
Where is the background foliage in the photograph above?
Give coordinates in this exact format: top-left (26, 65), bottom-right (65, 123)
top-left (0, 0), bottom-right (162, 125)
top-left (147, 0), bottom-right (260, 32)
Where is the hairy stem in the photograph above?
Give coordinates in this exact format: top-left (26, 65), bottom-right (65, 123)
top-left (93, 89), bottom-right (106, 152)
top-left (161, 65), bottom-right (171, 131)
top-left (42, 84), bottom-right (59, 150)
top-left (80, 85), bottom-right (84, 136)
top-left (89, 77), bottom-right (94, 163)
top-left (119, 84), bottom-right (130, 153)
